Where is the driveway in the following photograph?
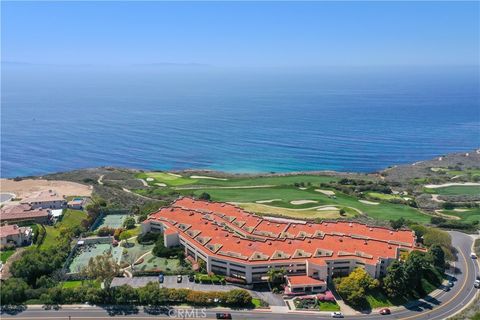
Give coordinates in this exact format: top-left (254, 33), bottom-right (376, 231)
top-left (111, 276), bottom-right (285, 306)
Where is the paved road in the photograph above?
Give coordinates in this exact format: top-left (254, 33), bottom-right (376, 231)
top-left (2, 231), bottom-right (478, 320)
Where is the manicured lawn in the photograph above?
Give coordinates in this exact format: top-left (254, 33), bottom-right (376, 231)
top-left (424, 185), bottom-right (480, 196)
top-left (189, 186), bottom-right (431, 223)
top-left (365, 289), bottom-right (407, 309)
top-left (41, 209), bottom-right (88, 249)
top-left (61, 280), bottom-right (100, 289)
top-left (138, 172), bottom-right (340, 188)
top-left (318, 301), bottom-right (340, 311)
top-left (136, 252), bottom-right (180, 272)
top-left (0, 249), bottom-right (15, 263)
top-left (121, 226), bottom-right (142, 239)
top-left (61, 209), bottom-right (88, 226)
top-left (138, 172), bottom-right (197, 186)
top-left (439, 208), bottom-right (480, 222)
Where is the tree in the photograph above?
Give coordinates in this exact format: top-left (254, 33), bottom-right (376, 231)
top-left (429, 244), bottom-right (445, 271)
top-left (390, 217), bottom-right (405, 230)
top-left (334, 268), bottom-right (379, 307)
top-left (0, 278), bottom-right (29, 305)
top-left (113, 285), bottom-right (138, 305)
top-left (119, 230), bottom-right (132, 247)
top-left (404, 251), bottom-right (430, 290)
top-left (199, 192), bottom-right (211, 201)
top-left (81, 252), bottom-right (120, 288)
top-left (123, 216), bottom-right (136, 230)
top-left (383, 260), bottom-right (407, 298)
top-left (225, 289), bottom-right (252, 306)
top-left (267, 268), bottom-right (286, 284)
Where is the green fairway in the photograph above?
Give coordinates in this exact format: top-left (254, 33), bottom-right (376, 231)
top-left (424, 185), bottom-right (480, 195)
top-left (189, 186), bottom-right (431, 223)
top-left (0, 249), bottom-right (15, 263)
top-left (439, 208), bottom-right (480, 222)
top-left (138, 172), bottom-right (197, 186)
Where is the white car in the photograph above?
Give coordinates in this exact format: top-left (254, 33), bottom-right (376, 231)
top-left (471, 252), bottom-right (478, 259)
top-left (331, 312), bottom-right (344, 318)
top-left (474, 279), bottom-right (480, 288)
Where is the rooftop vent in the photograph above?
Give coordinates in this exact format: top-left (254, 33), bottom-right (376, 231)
top-left (288, 241), bottom-right (292, 244)
top-left (369, 228), bottom-right (373, 231)
top-left (308, 240), bottom-right (311, 243)
top-left (292, 225), bottom-right (296, 228)
top-left (349, 223), bottom-right (353, 227)
top-left (276, 224), bottom-right (280, 227)
top-left (339, 238), bottom-right (343, 242)
top-left (225, 234), bottom-right (229, 237)
top-left (237, 240), bottom-right (241, 244)
top-left (390, 231), bottom-right (393, 235)
top-left (267, 222), bottom-right (271, 225)
top-left (268, 242), bottom-right (272, 245)
top-left (248, 243), bottom-right (252, 246)
top-left (364, 241), bottom-right (368, 245)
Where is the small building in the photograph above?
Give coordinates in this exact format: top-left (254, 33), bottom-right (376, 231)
top-left (67, 198), bottom-right (85, 210)
top-left (50, 209), bottom-right (64, 223)
top-left (21, 190), bottom-right (66, 210)
top-left (0, 224), bottom-right (32, 247)
top-left (285, 275), bottom-right (327, 294)
top-left (0, 204), bottom-right (51, 224)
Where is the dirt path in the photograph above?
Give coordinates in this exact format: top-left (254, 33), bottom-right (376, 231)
top-left (97, 175), bottom-right (104, 185)
top-left (137, 179), bottom-right (149, 187)
top-left (0, 247), bottom-right (26, 279)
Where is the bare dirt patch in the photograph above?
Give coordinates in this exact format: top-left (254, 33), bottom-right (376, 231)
top-left (0, 179), bottom-right (92, 199)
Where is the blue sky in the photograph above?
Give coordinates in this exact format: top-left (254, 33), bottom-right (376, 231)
top-left (2, 1), bottom-right (479, 67)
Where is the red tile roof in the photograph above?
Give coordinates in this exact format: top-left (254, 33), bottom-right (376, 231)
top-left (287, 275), bottom-right (326, 286)
top-left (0, 224), bottom-right (22, 237)
top-left (147, 197), bottom-right (419, 265)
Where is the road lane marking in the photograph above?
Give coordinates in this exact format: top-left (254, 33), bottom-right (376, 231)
top-left (401, 243), bottom-right (470, 320)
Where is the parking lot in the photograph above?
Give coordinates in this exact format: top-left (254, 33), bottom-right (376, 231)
top-left (111, 276), bottom-right (285, 306)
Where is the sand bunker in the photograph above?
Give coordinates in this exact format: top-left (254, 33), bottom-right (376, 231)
top-left (315, 189), bottom-right (335, 196)
top-left (454, 208), bottom-right (469, 212)
top-left (155, 183), bottom-right (167, 187)
top-left (290, 200), bottom-right (318, 205)
top-left (298, 187), bottom-right (307, 190)
top-left (359, 200), bottom-right (379, 205)
top-left (146, 178), bottom-right (154, 182)
top-left (256, 199), bottom-right (282, 204)
top-left (167, 173), bottom-right (182, 178)
top-left (425, 182), bottom-right (480, 188)
top-left (317, 206), bottom-right (338, 211)
top-left (190, 175), bottom-right (228, 181)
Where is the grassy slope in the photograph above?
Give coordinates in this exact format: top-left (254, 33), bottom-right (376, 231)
top-left (367, 192), bottom-right (403, 201)
top-left (439, 208), bottom-right (480, 222)
top-left (42, 210), bottom-right (88, 249)
top-left (190, 186), bottom-right (431, 223)
top-left (134, 173), bottom-right (431, 223)
top-left (0, 249), bottom-right (15, 263)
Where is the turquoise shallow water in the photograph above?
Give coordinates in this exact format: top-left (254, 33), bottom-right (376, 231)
top-left (1, 66), bottom-right (479, 177)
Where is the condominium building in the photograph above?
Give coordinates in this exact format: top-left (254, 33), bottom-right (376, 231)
top-left (142, 197), bottom-right (420, 293)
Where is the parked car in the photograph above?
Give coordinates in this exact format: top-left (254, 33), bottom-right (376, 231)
top-left (177, 275), bottom-right (183, 283)
top-left (471, 252), bottom-right (478, 259)
top-left (158, 274), bottom-right (164, 283)
top-left (474, 279), bottom-right (480, 289)
top-left (448, 281), bottom-right (454, 287)
top-left (216, 313), bottom-right (232, 319)
top-left (188, 274), bottom-right (195, 282)
top-left (379, 308), bottom-right (391, 315)
top-left (331, 312), bottom-right (344, 318)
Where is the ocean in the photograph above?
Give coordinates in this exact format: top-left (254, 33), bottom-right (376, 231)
top-left (1, 65), bottom-right (479, 177)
